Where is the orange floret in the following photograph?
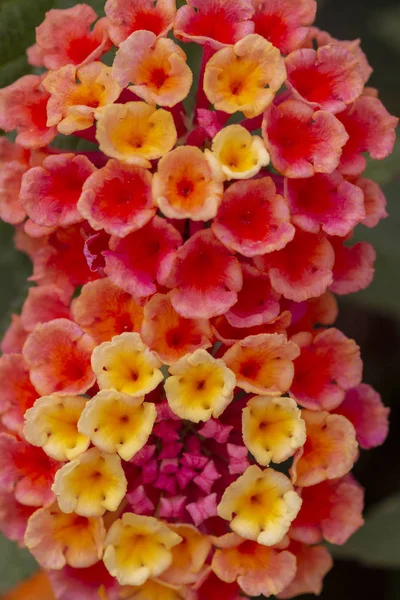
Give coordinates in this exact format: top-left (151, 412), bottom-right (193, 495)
top-left (44, 62), bottom-right (121, 135)
top-left (204, 34), bottom-right (286, 118)
top-left (141, 293), bottom-right (213, 364)
top-left (71, 279), bottom-right (144, 345)
top-left (291, 410), bottom-right (358, 487)
top-left (153, 146), bottom-right (224, 220)
top-left (223, 334), bottom-right (300, 395)
top-left (113, 31), bottom-right (192, 107)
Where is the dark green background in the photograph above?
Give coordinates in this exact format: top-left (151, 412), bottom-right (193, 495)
top-left (0, 0), bottom-right (399, 597)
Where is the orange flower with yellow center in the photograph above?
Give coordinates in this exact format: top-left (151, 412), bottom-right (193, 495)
top-left (218, 465), bottom-right (302, 546)
top-left (44, 62), bottom-right (121, 135)
top-left (78, 390), bottom-right (156, 461)
top-left (113, 30), bottom-right (193, 107)
top-left (206, 124), bottom-right (270, 181)
top-left (164, 349), bottom-right (236, 423)
top-left (242, 395), bottom-right (306, 466)
top-left (96, 102), bottom-right (177, 167)
top-left (52, 447), bottom-right (127, 517)
top-left (153, 146), bottom-right (224, 220)
top-left (103, 513), bottom-right (182, 586)
top-left (204, 34), bottom-right (286, 117)
top-left (91, 332), bottom-right (163, 397)
top-left (23, 395), bottom-right (89, 462)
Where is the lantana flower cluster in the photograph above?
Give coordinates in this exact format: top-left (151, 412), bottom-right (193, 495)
top-left (0, 0), bottom-right (396, 598)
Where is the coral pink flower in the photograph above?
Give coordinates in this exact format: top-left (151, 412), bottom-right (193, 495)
top-left (285, 45), bottom-right (364, 113)
top-left (251, 0), bottom-right (317, 54)
top-left (31, 225), bottom-right (100, 292)
top-left (263, 99), bottom-right (348, 178)
top-left (0, 75), bottom-right (56, 149)
top-left (0, 492), bottom-right (36, 545)
top-left (175, 0), bottom-right (254, 48)
top-left (212, 534), bottom-right (296, 597)
top-left (290, 475), bottom-right (364, 545)
top-left (286, 291), bottom-right (338, 336)
top-left (20, 285), bottom-right (71, 333)
top-left (164, 229), bottom-right (243, 319)
top-left (255, 229), bottom-right (335, 302)
top-left (72, 278), bottom-right (144, 344)
top-left (23, 319), bottom-right (96, 396)
top-left (19, 154), bottom-right (96, 228)
top-left (355, 177), bottom-right (388, 228)
top-left (336, 96), bottom-right (398, 176)
top-left (105, 0), bottom-right (176, 45)
top-left (105, 216), bottom-right (182, 297)
top-left (290, 328), bottom-right (362, 411)
top-left (27, 5), bottom-right (111, 70)
top-left (0, 315), bottom-right (29, 355)
top-left (78, 160), bottom-right (155, 237)
top-left (212, 311), bottom-right (292, 347)
top-left (285, 172), bottom-right (365, 237)
top-left (329, 237), bottom-right (376, 295)
top-left (212, 177), bottom-right (294, 257)
top-left (0, 354), bottom-right (38, 434)
top-left (0, 433), bottom-right (57, 507)
top-left (225, 264), bottom-right (281, 328)
top-left (0, 161), bottom-right (29, 226)
top-left (334, 384), bottom-right (390, 449)
top-left (278, 541), bottom-right (333, 598)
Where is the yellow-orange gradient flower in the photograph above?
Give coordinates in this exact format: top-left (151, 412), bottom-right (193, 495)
top-left (23, 395), bottom-right (89, 462)
top-left (113, 30), bottom-right (192, 106)
top-left (78, 390), bottom-right (156, 461)
top-left (25, 503), bottom-right (105, 569)
top-left (291, 410), bottom-right (359, 487)
top-left (160, 524), bottom-right (211, 586)
top-left (52, 447), bottom-right (127, 517)
top-left (44, 62), bottom-right (121, 135)
top-left (223, 333), bottom-right (300, 395)
top-left (153, 146), bottom-right (223, 220)
top-left (218, 465), bottom-right (302, 546)
top-left (165, 349), bottom-right (236, 422)
top-left (205, 124), bottom-right (270, 181)
top-left (204, 34), bottom-right (286, 118)
top-left (242, 396), bottom-right (306, 466)
top-left (91, 332), bottom-right (163, 396)
top-left (120, 580), bottom-right (188, 600)
top-left (96, 102), bottom-right (177, 167)
top-left (103, 513), bottom-right (182, 586)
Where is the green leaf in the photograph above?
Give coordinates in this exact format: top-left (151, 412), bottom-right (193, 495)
top-left (329, 493), bottom-right (400, 568)
top-left (0, 535), bottom-right (38, 594)
top-left (0, 222), bottom-right (31, 338)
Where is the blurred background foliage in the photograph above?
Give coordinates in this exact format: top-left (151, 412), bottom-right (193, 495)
top-left (0, 0), bottom-right (399, 597)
